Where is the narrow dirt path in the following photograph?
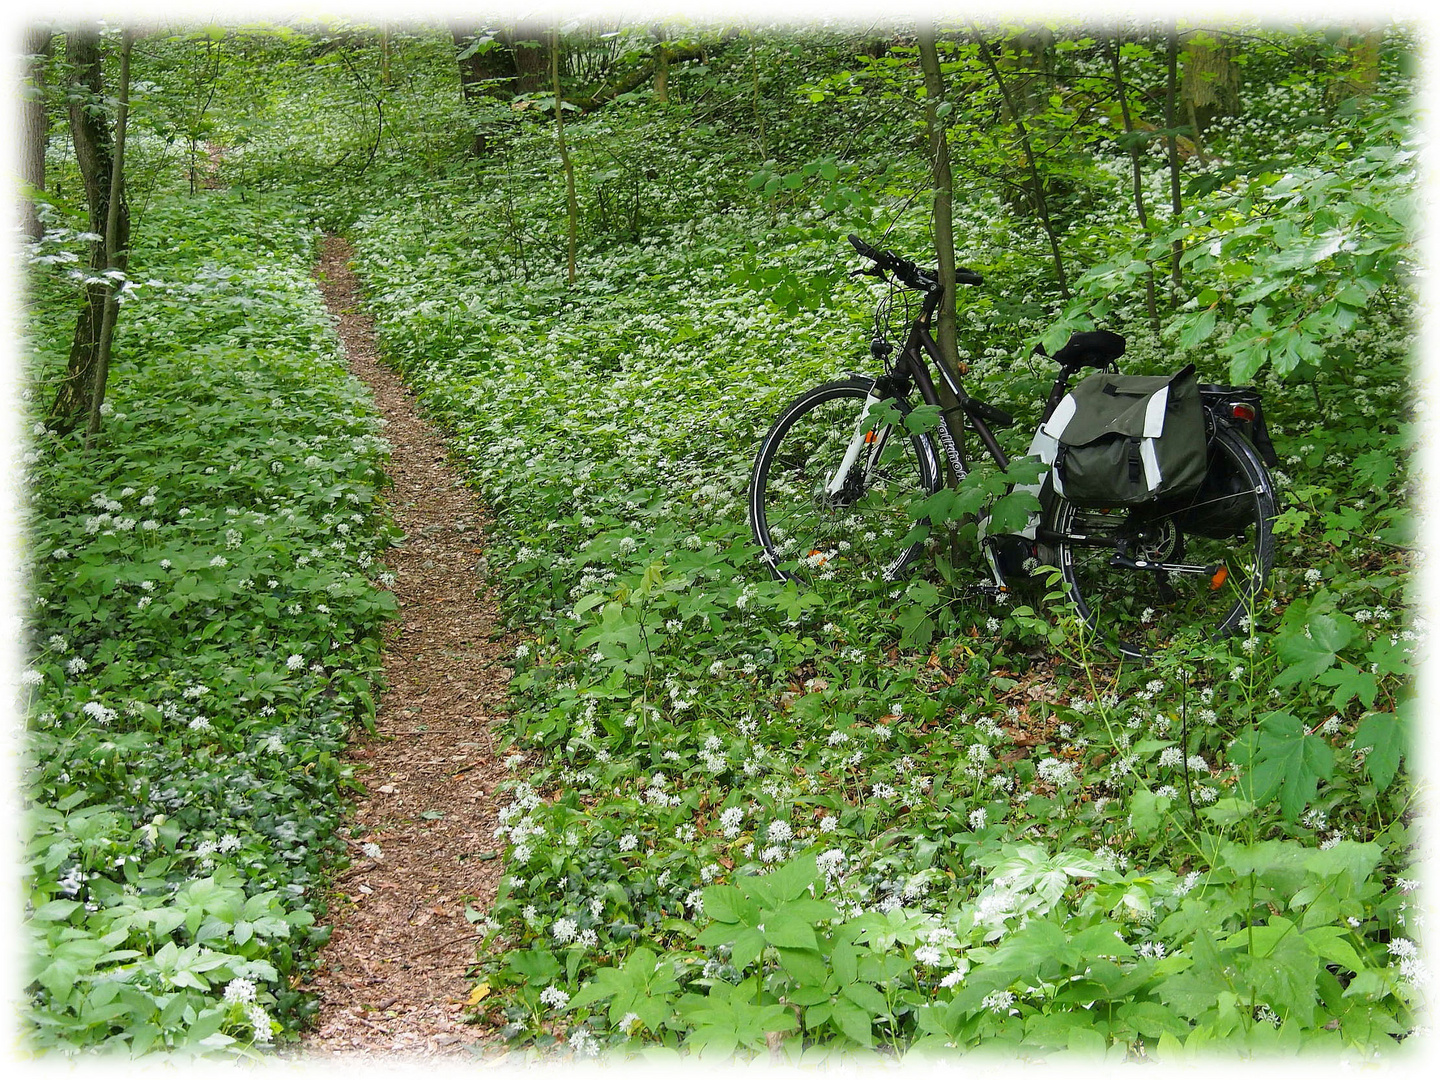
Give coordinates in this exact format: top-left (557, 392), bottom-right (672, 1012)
top-left (296, 237), bottom-right (508, 1060)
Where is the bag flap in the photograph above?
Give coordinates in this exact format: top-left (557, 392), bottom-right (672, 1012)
top-left (1043, 365), bottom-right (1196, 446)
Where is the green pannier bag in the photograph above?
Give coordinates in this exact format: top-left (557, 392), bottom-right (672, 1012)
top-left (1041, 363), bottom-right (1207, 509)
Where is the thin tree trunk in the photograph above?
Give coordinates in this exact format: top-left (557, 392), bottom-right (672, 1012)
top-left (1165, 27), bottom-right (1184, 293)
top-left (1327, 28), bottom-right (1384, 107)
top-left (917, 25), bottom-right (966, 488)
top-left (49, 26), bottom-right (131, 434)
top-left (84, 29), bottom-right (133, 450)
top-left (20, 28), bottom-right (52, 241)
top-left (567, 45), bottom-right (706, 112)
top-left (652, 25), bottom-right (670, 103)
top-left (188, 36), bottom-right (222, 195)
top-left (1181, 29), bottom-right (1239, 139)
top-left (1105, 35), bottom-right (1160, 329)
top-left (918, 26), bottom-right (958, 369)
top-left (971, 25), bottom-right (1069, 298)
top-left (552, 30), bottom-right (577, 285)
top-left (751, 44), bottom-right (767, 158)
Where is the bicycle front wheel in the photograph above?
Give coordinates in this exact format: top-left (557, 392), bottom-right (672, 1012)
top-left (749, 377), bottom-right (940, 588)
top-left (1042, 425), bottom-right (1276, 658)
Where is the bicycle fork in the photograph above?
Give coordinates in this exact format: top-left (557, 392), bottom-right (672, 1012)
top-left (824, 392), bottom-right (886, 499)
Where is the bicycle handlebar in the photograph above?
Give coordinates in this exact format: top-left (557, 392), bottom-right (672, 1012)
top-left (847, 234), bottom-right (983, 289)
top-left (847, 233), bottom-right (982, 287)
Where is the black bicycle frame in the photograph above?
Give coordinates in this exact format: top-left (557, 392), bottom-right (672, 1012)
top-left (884, 286), bottom-right (1077, 478)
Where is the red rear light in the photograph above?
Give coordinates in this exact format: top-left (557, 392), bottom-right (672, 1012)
top-left (1230, 402), bottom-right (1256, 422)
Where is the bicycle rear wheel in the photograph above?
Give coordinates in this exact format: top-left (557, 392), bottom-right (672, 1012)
top-left (1041, 425), bottom-right (1276, 657)
top-left (749, 377), bottom-right (940, 588)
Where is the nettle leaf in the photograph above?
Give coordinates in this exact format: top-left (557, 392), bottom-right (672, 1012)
top-left (506, 944), bottom-right (562, 986)
top-left (696, 856), bottom-right (835, 970)
top-left (830, 996), bottom-right (875, 1046)
top-left (902, 403), bottom-right (942, 435)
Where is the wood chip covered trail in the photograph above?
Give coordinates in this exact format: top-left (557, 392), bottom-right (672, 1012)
top-left (297, 237), bottom-right (509, 1060)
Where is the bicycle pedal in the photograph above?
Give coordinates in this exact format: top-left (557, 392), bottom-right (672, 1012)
top-left (968, 581), bottom-right (1010, 599)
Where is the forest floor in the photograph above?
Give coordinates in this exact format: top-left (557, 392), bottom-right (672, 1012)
top-left (293, 237), bottom-right (509, 1061)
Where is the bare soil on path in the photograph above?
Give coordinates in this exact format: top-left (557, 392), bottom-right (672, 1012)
top-left (295, 237), bottom-right (509, 1061)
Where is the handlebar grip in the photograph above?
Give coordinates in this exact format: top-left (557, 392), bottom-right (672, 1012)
top-left (848, 233), bottom-right (883, 262)
top-left (956, 267), bottom-right (984, 286)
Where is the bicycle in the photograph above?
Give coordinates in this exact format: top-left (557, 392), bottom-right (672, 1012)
top-left (747, 234), bottom-right (1279, 658)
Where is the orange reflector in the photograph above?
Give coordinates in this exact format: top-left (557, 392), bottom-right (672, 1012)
top-left (1210, 565), bottom-right (1229, 590)
top-left (864, 430), bottom-right (877, 444)
top-left (808, 549), bottom-right (828, 566)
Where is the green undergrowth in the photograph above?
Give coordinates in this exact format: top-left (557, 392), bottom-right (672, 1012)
top-left (18, 190), bottom-right (399, 1056)
top-left (330, 37), bottom-right (1425, 1064)
top-left (16, 18), bottom-right (1426, 1066)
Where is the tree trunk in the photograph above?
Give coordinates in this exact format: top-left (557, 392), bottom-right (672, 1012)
top-left (453, 27), bottom-right (517, 98)
top-left (1180, 30), bottom-right (1239, 140)
top-left (568, 45), bottom-right (707, 113)
top-left (996, 26), bottom-right (1055, 117)
top-left (84, 29), bottom-right (133, 449)
top-left (1327, 28), bottom-right (1384, 107)
top-left (971, 25), bottom-right (1069, 298)
top-left (1105, 35), bottom-right (1160, 329)
top-left (19, 27), bottom-right (52, 241)
top-left (49, 26), bottom-right (131, 434)
top-left (506, 23), bottom-right (549, 94)
top-left (452, 28), bottom-right (498, 156)
top-left (917, 25), bottom-right (966, 485)
top-left (553, 29), bottom-right (577, 285)
top-left (918, 26), bottom-right (958, 370)
top-left (1165, 27), bottom-right (1184, 293)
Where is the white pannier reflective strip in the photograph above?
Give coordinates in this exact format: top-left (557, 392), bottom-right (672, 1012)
top-left (1139, 439), bottom-right (1161, 491)
top-left (1139, 384), bottom-right (1169, 490)
top-left (982, 426), bottom-right (1055, 547)
top-left (1040, 396), bottom-right (1075, 442)
top-left (1143, 384), bottom-right (1169, 437)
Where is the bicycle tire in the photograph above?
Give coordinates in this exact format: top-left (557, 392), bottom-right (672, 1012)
top-left (749, 377), bottom-right (941, 588)
top-left (1041, 425), bottom-right (1276, 658)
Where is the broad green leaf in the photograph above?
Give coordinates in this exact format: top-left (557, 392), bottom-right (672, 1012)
top-left (1237, 712), bottom-right (1335, 819)
top-left (830, 996), bottom-right (874, 1046)
top-left (1275, 613), bottom-right (1355, 684)
top-left (1353, 706), bottom-right (1409, 791)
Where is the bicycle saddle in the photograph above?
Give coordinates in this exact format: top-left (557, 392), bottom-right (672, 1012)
top-left (1037, 330), bottom-right (1126, 370)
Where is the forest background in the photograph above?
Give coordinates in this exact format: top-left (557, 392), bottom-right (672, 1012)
top-left (5, 0), bottom-right (1438, 1066)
